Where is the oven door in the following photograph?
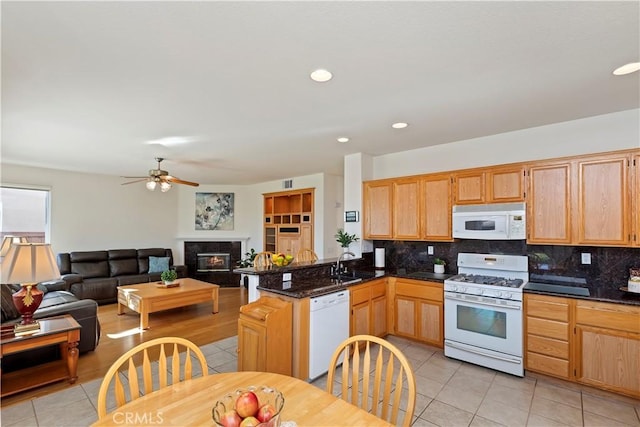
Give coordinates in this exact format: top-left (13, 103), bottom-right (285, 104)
top-left (444, 291), bottom-right (522, 357)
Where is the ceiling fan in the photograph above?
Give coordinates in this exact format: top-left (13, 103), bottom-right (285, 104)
top-left (122, 157), bottom-right (199, 192)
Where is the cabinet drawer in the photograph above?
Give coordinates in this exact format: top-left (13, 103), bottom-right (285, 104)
top-left (526, 295), bottom-right (569, 321)
top-left (396, 281), bottom-right (442, 301)
top-left (527, 334), bottom-right (569, 359)
top-left (350, 285), bottom-right (370, 306)
top-left (527, 317), bottom-right (569, 340)
top-left (370, 281), bottom-right (386, 299)
top-left (576, 301), bottom-right (640, 333)
top-left (526, 351), bottom-right (570, 379)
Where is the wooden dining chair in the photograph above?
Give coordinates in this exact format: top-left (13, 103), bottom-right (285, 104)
top-left (253, 251), bottom-right (274, 268)
top-left (327, 334), bottom-right (417, 427)
top-left (96, 337), bottom-right (208, 419)
top-left (295, 248), bottom-right (318, 263)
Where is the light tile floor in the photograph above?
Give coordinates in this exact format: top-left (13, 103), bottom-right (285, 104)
top-left (2, 335), bottom-right (639, 427)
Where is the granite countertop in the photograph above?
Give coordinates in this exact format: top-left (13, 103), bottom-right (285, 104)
top-left (524, 281), bottom-right (640, 306)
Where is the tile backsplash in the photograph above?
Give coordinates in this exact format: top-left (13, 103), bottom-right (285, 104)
top-left (374, 240), bottom-right (639, 293)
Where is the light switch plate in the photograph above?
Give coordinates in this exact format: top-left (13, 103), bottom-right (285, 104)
top-left (283, 272), bottom-right (292, 281)
top-left (282, 281), bottom-right (292, 290)
top-left (428, 246), bottom-right (434, 255)
top-left (581, 253), bottom-right (591, 264)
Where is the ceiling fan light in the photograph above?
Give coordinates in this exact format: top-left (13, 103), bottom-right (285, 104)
top-left (160, 182), bottom-right (172, 192)
top-left (146, 180), bottom-right (157, 191)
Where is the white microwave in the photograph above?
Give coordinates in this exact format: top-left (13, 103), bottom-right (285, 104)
top-left (452, 202), bottom-right (526, 240)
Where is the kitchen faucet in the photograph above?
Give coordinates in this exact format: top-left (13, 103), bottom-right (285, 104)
top-left (336, 251), bottom-right (356, 275)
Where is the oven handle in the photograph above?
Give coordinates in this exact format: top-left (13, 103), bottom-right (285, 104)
top-left (445, 341), bottom-right (522, 365)
top-left (444, 294), bottom-right (521, 310)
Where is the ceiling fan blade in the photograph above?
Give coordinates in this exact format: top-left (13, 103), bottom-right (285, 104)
top-left (121, 178), bottom-right (148, 185)
top-left (165, 176), bottom-right (199, 187)
top-left (122, 176), bottom-right (149, 179)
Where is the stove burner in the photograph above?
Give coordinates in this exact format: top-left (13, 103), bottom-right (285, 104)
top-left (449, 274), bottom-right (524, 288)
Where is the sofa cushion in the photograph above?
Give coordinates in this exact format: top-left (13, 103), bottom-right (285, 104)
top-left (70, 251), bottom-right (109, 278)
top-left (117, 274), bottom-right (151, 286)
top-left (109, 259), bottom-right (138, 276)
top-left (149, 256), bottom-right (170, 273)
top-left (1, 284), bottom-right (20, 322)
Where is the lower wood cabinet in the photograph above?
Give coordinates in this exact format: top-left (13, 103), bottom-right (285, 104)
top-left (575, 300), bottom-right (640, 398)
top-left (392, 279), bottom-right (443, 347)
top-left (349, 278), bottom-right (387, 337)
top-left (238, 296), bottom-right (293, 376)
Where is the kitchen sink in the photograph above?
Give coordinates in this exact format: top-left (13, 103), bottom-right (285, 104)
top-left (330, 270), bottom-right (376, 285)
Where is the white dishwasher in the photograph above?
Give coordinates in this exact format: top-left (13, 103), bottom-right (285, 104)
top-left (308, 290), bottom-right (350, 380)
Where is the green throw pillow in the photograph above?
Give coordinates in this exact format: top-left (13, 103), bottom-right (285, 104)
top-left (148, 256), bottom-right (170, 273)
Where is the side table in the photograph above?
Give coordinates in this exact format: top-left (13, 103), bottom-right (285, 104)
top-left (1, 314), bottom-right (81, 397)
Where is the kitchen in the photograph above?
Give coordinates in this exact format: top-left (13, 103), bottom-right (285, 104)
top-left (237, 147), bottom-right (640, 401)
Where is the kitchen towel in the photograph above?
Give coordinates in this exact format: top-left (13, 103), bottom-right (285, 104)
top-left (375, 248), bottom-right (385, 269)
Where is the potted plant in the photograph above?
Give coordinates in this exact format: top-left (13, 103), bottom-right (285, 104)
top-left (434, 258), bottom-right (446, 274)
top-left (335, 228), bottom-right (359, 249)
top-left (237, 248), bottom-right (258, 268)
top-left (160, 269), bottom-right (178, 285)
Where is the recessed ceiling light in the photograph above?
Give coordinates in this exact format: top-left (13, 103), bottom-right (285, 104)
top-left (146, 136), bottom-right (193, 146)
top-left (391, 122), bottom-right (408, 129)
top-left (310, 69), bottom-right (333, 82)
top-left (337, 137), bottom-right (349, 143)
top-left (613, 62), bottom-right (640, 76)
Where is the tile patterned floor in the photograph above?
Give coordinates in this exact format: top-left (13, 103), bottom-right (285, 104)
top-left (2, 335), bottom-right (639, 427)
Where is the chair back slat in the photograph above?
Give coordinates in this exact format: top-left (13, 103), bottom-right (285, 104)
top-left (326, 335), bottom-right (417, 427)
top-left (253, 252), bottom-right (273, 268)
top-left (97, 337), bottom-right (209, 420)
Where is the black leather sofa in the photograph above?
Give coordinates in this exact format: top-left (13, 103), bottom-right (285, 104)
top-left (57, 248), bottom-right (187, 304)
top-left (1, 281), bottom-right (100, 371)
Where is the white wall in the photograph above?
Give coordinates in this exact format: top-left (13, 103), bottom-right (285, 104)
top-left (372, 109), bottom-right (640, 179)
top-left (1, 164), bottom-right (180, 255)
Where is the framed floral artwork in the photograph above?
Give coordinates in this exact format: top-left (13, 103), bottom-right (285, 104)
top-left (195, 192), bottom-right (234, 230)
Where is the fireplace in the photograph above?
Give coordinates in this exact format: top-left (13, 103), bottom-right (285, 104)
top-left (197, 253), bottom-right (231, 272)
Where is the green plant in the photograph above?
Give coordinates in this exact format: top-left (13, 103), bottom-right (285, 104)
top-left (335, 228), bottom-right (359, 248)
top-left (160, 269), bottom-right (178, 283)
top-left (237, 248), bottom-right (258, 268)
top-left (434, 257), bottom-right (446, 265)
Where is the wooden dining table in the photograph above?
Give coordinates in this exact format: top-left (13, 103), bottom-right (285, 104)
top-left (91, 371), bottom-right (392, 426)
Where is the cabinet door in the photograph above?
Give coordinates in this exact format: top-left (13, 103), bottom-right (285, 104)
top-left (576, 325), bottom-right (640, 398)
top-left (634, 154), bottom-right (640, 246)
top-left (363, 181), bottom-right (393, 239)
top-left (299, 224), bottom-right (313, 251)
top-left (395, 297), bottom-right (416, 338)
top-left (393, 178), bottom-right (420, 240)
top-left (418, 300), bottom-right (442, 346)
top-left (454, 172), bottom-right (485, 205)
top-left (421, 174), bottom-right (452, 241)
top-left (576, 155), bottom-right (629, 245)
top-left (487, 166), bottom-right (525, 203)
top-left (527, 162), bottom-right (572, 244)
top-left (371, 296), bottom-right (387, 337)
top-left (351, 302), bottom-right (370, 336)
top-left (237, 319), bottom-right (266, 372)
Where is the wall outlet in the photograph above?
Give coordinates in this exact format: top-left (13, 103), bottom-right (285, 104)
top-left (283, 272), bottom-right (292, 281)
top-left (581, 253), bottom-right (591, 265)
top-left (428, 246), bottom-right (434, 255)
top-left (282, 281), bottom-right (292, 290)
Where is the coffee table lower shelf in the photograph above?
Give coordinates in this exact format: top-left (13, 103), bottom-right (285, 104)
top-left (1, 360), bottom-right (75, 397)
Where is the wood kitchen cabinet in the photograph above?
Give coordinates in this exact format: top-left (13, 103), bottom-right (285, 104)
top-left (393, 178), bottom-right (420, 240)
top-left (392, 278), bottom-right (443, 347)
top-left (453, 165), bottom-right (525, 205)
top-left (263, 188), bottom-right (314, 254)
top-left (524, 294), bottom-right (573, 380)
top-left (420, 174), bottom-right (453, 241)
top-left (574, 300), bottom-right (640, 399)
top-left (363, 181), bottom-right (393, 239)
top-left (634, 153), bottom-right (640, 247)
top-left (238, 296), bottom-right (293, 376)
top-left (527, 161), bottom-right (572, 244)
top-left (349, 279), bottom-right (387, 337)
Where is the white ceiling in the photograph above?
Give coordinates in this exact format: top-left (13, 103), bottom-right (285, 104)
top-left (2, 1), bottom-right (639, 185)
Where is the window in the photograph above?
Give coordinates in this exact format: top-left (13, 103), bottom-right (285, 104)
top-left (0, 186), bottom-right (50, 243)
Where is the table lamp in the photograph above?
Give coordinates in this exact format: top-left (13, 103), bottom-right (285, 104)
top-left (1, 243), bottom-right (60, 332)
top-left (0, 235), bottom-right (29, 258)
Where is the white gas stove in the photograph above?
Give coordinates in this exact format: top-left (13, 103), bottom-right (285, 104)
top-left (444, 253), bottom-right (529, 377)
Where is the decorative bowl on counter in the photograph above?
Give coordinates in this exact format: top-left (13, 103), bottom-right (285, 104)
top-left (271, 253), bottom-right (294, 267)
top-left (212, 385), bottom-right (284, 427)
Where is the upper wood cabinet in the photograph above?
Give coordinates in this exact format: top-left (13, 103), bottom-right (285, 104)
top-left (263, 188), bottom-right (314, 254)
top-left (453, 165), bottom-right (525, 205)
top-left (393, 178), bottom-right (420, 240)
top-left (363, 181), bottom-right (393, 239)
top-left (527, 162), bottom-right (572, 244)
top-left (634, 154), bottom-right (640, 247)
top-left (420, 174), bottom-right (452, 241)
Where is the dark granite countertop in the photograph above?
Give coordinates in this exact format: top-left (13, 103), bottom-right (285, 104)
top-left (524, 283), bottom-right (640, 306)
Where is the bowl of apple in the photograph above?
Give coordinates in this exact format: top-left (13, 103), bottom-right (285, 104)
top-left (212, 386), bottom-right (284, 427)
top-left (271, 253), bottom-right (294, 267)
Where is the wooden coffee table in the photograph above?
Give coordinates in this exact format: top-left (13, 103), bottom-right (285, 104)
top-left (117, 278), bottom-right (220, 330)
top-left (1, 314), bottom-right (81, 397)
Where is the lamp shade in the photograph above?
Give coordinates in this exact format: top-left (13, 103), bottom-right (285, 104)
top-left (1, 243), bottom-right (61, 284)
top-left (0, 236), bottom-right (29, 258)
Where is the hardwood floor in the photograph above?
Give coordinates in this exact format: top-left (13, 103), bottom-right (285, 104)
top-left (0, 287), bottom-right (247, 408)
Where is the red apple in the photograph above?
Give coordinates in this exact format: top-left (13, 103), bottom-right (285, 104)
top-left (256, 403), bottom-right (277, 423)
top-left (239, 416), bottom-right (260, 427)
top-left (219, 409), bottom-right (242, 427)
top-left (235, 391), bottom-right (259, 418)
